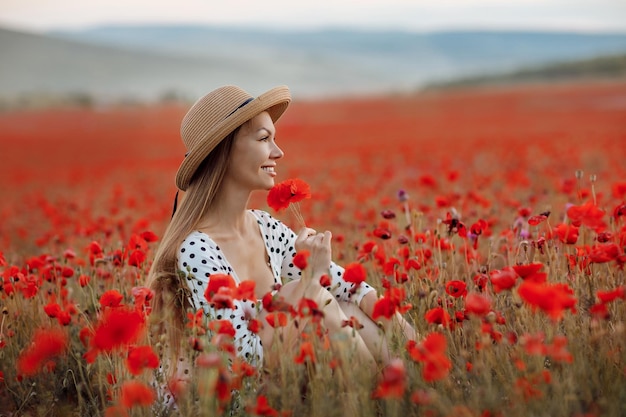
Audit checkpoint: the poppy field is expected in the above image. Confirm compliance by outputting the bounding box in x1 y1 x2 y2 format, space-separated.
0 80 625 416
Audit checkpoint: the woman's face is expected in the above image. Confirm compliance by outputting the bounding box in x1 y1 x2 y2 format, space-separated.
225 111 284 192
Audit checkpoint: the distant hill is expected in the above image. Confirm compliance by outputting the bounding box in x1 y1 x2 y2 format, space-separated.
2 25 626 106
424 53 626 89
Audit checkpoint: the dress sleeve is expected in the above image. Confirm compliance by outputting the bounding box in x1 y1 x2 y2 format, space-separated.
263 212 376 305
178 233 263 366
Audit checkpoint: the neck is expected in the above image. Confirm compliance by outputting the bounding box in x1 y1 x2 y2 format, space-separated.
197 185 252 237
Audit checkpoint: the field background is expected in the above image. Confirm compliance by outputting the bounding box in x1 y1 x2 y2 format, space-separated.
1 18 626 417
1 76 625 416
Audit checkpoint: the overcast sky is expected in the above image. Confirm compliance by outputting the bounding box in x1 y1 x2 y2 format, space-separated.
1 0 625 33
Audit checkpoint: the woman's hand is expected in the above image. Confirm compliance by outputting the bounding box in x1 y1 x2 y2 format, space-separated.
295 228 332 281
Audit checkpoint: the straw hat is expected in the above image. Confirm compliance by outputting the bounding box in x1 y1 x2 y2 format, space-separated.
176 85 291 191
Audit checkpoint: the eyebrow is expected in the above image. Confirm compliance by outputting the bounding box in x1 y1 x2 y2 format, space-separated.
257 127 274 135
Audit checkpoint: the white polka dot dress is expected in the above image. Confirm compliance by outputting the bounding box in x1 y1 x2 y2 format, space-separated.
177 209 375 365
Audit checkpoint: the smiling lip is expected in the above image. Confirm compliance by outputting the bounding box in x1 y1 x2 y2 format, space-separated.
261 166 277 176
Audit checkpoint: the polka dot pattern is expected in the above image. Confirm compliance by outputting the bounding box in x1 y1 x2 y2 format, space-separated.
178 209 375 365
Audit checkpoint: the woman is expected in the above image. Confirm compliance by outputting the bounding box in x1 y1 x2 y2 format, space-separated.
147 85 415 386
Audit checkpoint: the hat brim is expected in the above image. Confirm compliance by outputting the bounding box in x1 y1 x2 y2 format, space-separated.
175 86 291 191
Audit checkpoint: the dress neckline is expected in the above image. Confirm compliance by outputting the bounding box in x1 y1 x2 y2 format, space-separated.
191 210 275 285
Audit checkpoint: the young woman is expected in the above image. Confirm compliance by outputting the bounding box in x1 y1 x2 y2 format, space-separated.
147 85 415 387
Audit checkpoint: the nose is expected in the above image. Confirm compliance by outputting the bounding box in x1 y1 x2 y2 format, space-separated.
271 142 284 159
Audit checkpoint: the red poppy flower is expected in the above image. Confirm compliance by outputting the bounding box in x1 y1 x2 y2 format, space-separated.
78 274 90 287
445 280 467 298
297 297 324 321
547 335 573 363
186 309 206 335
406 333 451 382
247 318 263 334
489 269 518 293
517 281 577 321
44 301 62 318
128 249 146 267
140 230 159 242
131 286 153 315
92 307 145 352
589 243 620 263
126 345 159 375
247 395 280 417
372 358 406 399
16 328 68 376
373 227 392 240
512 263 543 278
464 293 492 316
528 212 550 226
567 201 606 232
293 250 310 270
211 287 235 309
319 274 331 287
204 274 236 302
424 307 452 328
209 320 236 338
341 316 364 330
597 286 625 304
100 289 124 309
267 178 311 211
294 341 316 364
265 312 288 328
235 280 256 300
343 262 367 286
120 380 155 408
555 223 579 244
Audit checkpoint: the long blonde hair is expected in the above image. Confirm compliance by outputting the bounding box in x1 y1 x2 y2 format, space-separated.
147 129 238 355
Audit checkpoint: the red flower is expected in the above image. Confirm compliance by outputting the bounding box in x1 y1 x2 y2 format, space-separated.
211 287 235 309
44 301 62 318
597 286 625 304
267 178 311 211
424 307 452 328
511 263 543 278
464 292 492 316
266 312 288 328
140 230 159 242
248 395 280 417
126 345 159 375
373 227 392 240
294 341 316 364
248 318 263 334
293 250 310 270
445 280 467 298
16 328 68 377
120 380 155 408
92 307 145 352
528 212 550 226
372 358 406 399
373 297 396 320
406 333 451 382
319 274 331 287
343 262 367 286
517 281 577 321
128 249 146 267
100 289 124 309
555 223 579 244
235 280 256 300
204 274 236 302
78 274 90 287
341 316 364 330
209 320 236 338
131 286 153 315
567 201 606 232
489 269 518 293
